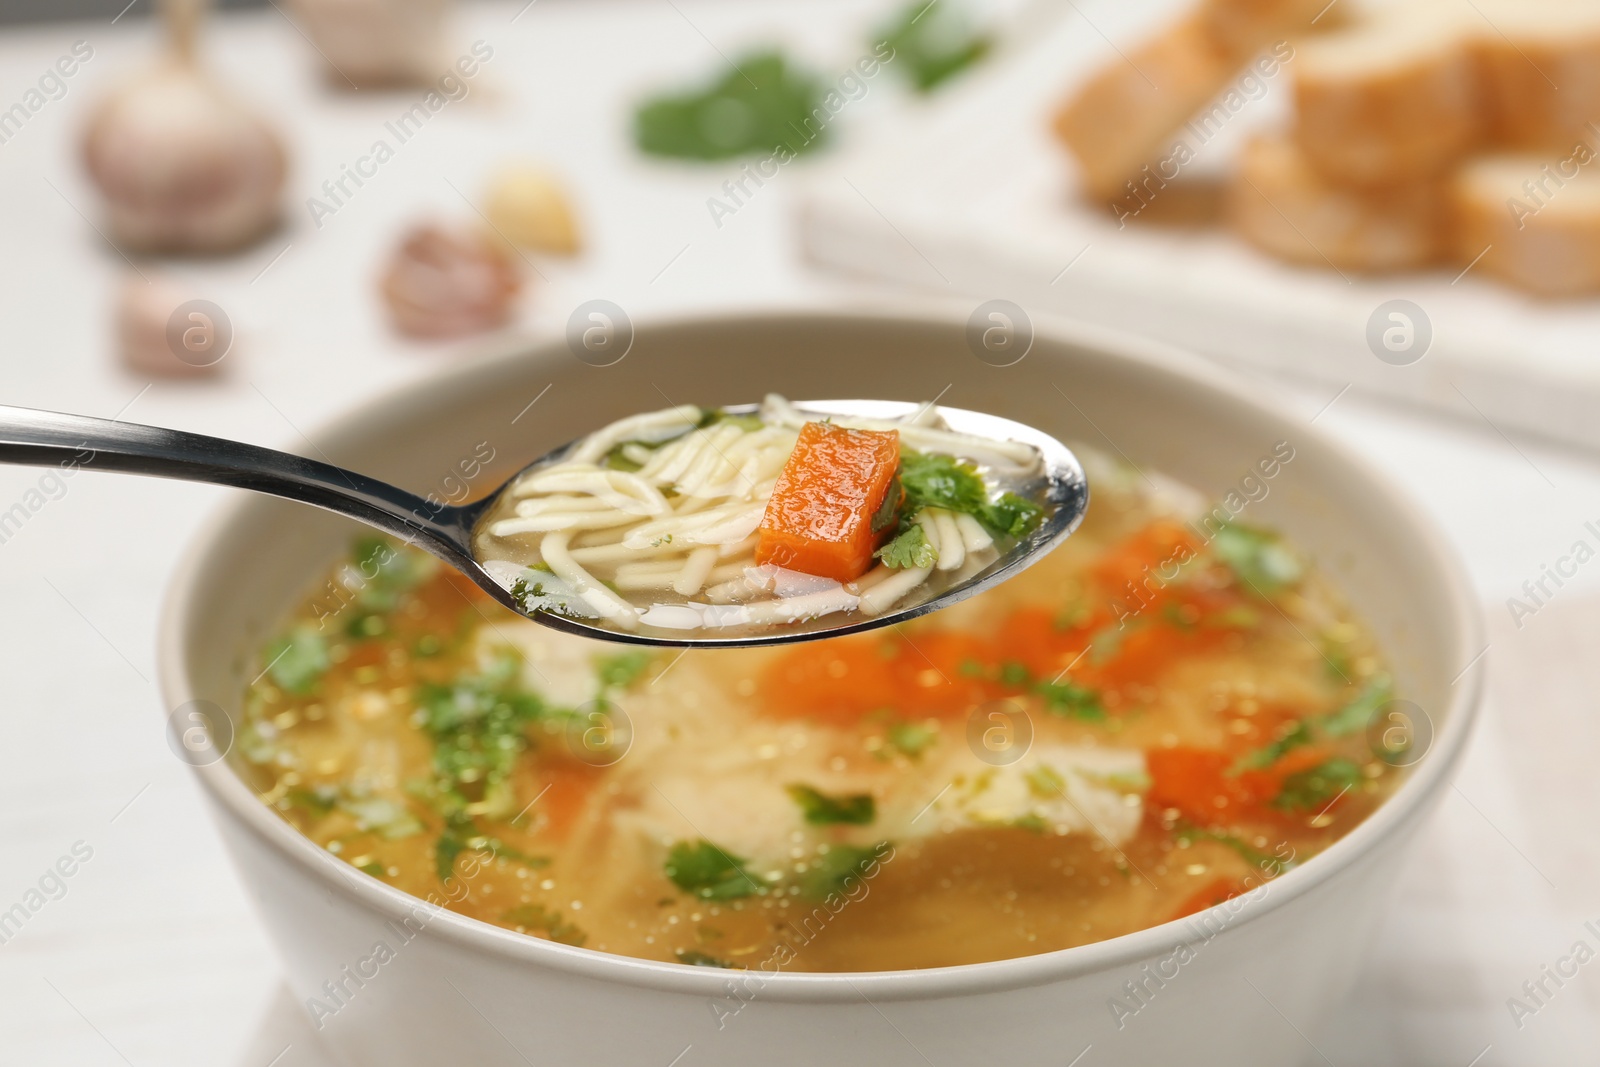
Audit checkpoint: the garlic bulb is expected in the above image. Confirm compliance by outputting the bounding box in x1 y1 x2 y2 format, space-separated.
116 272 231 378
288 0 450 88
81 0 286 254
484 163 583 255
380 223 521 339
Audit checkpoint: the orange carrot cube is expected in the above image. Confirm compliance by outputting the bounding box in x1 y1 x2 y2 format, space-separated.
755 422 902 583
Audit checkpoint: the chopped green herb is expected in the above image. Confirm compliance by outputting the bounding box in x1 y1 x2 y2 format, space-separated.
357 862 386 877
1273 757 1363 812
798 842 890 899
1229 720 1313 774
886 720 938 758
665 840 764 900
634 51 827 161
341 796 424 840
346 611 388 639
285 785 338 816
352 537 433 612
875 523 937 569
875 0 993 92
1035 680 1105 722
787 784 876 826
1319 678 1391 737
265 626 330 696
979 492 1044 539
1024 764 1066 798
1211 524 1304 596
597 650 653 690
870 474 904 534
418 652 547 814
998 660 1032 687
675 949 741 968
503 904 586 946
1011 813 1049 834
435 824 466 883
1177 825 1294 877
899 450 986 517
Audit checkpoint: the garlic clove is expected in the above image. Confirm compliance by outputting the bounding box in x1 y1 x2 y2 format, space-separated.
82 60 287 254
379 222 522 340
116 272 232 378
483 163 583 256
287 0 451 89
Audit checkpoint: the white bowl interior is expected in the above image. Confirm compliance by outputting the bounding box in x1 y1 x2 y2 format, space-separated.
163 308 1481 990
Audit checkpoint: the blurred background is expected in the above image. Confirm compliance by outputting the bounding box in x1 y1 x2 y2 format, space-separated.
1 0 1597 1063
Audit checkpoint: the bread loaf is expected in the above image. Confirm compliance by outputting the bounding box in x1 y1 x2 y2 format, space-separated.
1291 8 1480 186
1230 130 1446 270
1473 2 1600 151
1450 150 1600 295
1053 15 1243 200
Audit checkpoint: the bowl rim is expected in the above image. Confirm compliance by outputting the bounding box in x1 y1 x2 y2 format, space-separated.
159 304 1486 1003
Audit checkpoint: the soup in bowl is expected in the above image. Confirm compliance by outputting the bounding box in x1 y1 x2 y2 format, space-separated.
160 309 1482 1066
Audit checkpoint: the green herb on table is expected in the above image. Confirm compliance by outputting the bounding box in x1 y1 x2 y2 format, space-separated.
875 0 993 93
634 51 827 161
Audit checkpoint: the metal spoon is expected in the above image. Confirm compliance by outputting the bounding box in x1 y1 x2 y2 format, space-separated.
0 400 1087 647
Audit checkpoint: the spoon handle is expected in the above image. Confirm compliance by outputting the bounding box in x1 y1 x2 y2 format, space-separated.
0 405 474 563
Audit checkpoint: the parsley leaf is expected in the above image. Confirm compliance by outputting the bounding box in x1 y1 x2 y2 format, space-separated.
787 784 876 826
265 626 330 695
899 450 1044 538
875 0 992 93
634 51 827 161
979 492 1044 539
503 904 586 946
1229 719 1313 775
1272 757 1363 811
597 650 653 690
665 840 764 900
798 842 890 899
352 537 433 612
886 720 937 758
899 450 987 515
675 949 741 968
875 523 937 569
418 652 546 813
1176 825 1295 877
1036 680 1105 721
1211 524 1304 596
1320 678 1391 737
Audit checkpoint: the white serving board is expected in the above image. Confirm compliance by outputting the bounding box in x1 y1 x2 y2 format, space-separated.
798 0 1600 451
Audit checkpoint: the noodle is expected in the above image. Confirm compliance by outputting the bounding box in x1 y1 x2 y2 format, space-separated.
474 396 1045 633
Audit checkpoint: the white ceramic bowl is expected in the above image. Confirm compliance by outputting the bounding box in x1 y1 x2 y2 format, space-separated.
159 308 1483 1067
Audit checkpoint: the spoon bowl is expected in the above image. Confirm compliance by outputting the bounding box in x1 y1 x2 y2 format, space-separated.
0 399 1086 647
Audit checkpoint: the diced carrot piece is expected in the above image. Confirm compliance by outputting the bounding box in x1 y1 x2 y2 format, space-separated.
1146 746 1277 826
755 422 902 583
758 630 995 723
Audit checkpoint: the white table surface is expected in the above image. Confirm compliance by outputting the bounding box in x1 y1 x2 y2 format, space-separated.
0 2 1595 1064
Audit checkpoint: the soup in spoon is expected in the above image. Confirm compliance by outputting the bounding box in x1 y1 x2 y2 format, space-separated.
472 395 1068 640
